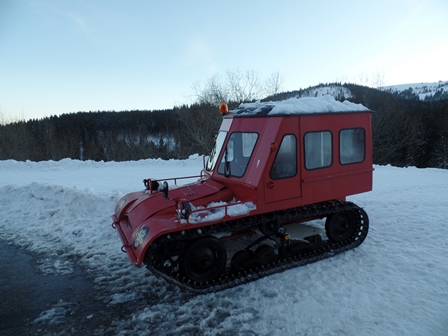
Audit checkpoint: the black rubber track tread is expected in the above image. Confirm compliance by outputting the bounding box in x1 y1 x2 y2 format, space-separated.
145 200 369 294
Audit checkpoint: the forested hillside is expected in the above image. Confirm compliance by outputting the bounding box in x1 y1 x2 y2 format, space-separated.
0 103 222 162
1 84 447 168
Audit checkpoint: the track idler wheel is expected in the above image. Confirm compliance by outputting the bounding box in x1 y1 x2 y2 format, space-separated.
182 237 227 283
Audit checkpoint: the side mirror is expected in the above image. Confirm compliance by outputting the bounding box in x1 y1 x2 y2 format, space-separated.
161 181 169 199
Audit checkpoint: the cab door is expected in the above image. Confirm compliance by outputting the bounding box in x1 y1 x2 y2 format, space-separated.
265 119 302 203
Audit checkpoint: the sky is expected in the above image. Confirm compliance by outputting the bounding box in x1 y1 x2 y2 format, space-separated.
1 0 447 122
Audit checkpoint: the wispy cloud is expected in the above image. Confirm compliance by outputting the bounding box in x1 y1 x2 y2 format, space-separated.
184 37 218 75
65 12 91 33
26 1 93 34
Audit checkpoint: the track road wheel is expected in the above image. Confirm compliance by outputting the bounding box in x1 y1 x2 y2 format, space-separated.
182 237 227 283
259 221 279 236
231 250 252 273
278 245 293 259
255 245 275 264
325 210 357 243
231 250 260 273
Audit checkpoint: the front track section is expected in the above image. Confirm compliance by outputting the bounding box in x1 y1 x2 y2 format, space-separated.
145 200 369 294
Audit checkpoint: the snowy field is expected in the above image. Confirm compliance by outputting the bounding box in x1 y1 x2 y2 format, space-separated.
1 156 447 335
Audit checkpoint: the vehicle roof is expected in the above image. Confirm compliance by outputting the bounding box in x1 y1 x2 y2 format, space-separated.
229 95 371 118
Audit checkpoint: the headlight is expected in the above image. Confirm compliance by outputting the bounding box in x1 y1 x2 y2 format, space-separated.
133 226 149 249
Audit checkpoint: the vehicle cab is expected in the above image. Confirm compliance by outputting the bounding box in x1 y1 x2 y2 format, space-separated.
204 96 373 214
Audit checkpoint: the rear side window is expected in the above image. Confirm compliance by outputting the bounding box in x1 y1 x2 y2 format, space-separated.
304 131 332 170
270 134 297 179
340 128 365 164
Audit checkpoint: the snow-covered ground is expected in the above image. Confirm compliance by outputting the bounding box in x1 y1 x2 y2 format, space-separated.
1 156 447 335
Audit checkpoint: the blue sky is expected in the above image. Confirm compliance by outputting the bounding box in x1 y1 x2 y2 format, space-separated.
1 0 447 121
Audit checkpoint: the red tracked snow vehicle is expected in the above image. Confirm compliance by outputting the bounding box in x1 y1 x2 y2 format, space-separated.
112 96 372 293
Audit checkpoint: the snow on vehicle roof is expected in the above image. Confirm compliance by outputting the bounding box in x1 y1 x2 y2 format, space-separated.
233 95 370 116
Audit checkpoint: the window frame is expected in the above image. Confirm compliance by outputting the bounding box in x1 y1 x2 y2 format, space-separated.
206 130 228 172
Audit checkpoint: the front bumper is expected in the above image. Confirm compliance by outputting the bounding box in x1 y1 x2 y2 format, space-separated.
112 214 138 265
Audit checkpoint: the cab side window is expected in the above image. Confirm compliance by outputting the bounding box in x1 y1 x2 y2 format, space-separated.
270 134 297 179
340 128 365 164
304 131 332 170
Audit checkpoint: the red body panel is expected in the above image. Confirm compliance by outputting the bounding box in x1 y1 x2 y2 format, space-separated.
113 109 373 266
299 113 373 203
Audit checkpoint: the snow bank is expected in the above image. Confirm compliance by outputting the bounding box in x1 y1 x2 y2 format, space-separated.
0 154 203 193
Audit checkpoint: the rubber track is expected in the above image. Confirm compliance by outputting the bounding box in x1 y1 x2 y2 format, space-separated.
145 200 369 294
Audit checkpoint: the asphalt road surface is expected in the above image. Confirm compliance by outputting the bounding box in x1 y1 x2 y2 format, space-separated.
0 240 111 335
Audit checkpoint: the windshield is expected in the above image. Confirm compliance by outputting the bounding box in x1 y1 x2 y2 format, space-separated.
206 131 227 171
217 132 258 177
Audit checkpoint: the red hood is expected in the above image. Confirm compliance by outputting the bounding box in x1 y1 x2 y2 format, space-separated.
115 178 234 230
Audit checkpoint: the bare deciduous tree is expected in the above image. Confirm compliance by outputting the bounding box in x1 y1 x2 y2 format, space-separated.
192 68 285 105
175 103 222 157
353 70 387 88
371 70 387 88
264 70 285 97
192 74 229 105
227 68 263 102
